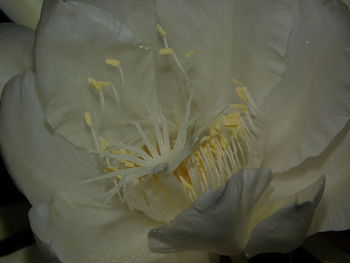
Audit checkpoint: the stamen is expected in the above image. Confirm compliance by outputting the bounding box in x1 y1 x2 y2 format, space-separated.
157 24 188 77
156 24 167 37
88 78 113 111
159 48 175 55
105 58 125 84
84 112 100 150
185 50 195 58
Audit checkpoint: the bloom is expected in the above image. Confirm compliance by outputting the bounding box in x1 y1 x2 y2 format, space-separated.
0 0 349 262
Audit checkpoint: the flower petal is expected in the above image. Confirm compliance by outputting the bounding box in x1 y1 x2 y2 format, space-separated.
0 23 34 97
261 0 350 172
0 245 46 263
148 169 272 256
0 0 43 30
0 71 104 205
29 191 177 263
245 176 325 257
35 0 160 149
269 122 350 234
156 0 294 106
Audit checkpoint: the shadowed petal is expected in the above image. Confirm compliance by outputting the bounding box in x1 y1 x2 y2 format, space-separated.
0 72 104 205
245 176 325 257
261 0 350 172
0 23 34 97
148 169 272 256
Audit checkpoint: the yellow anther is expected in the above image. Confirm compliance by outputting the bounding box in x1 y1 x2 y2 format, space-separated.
99 137 110 151
123 160 137 168
220 135 229 149
84 112 93 127
185 50 195 58
210 127 219 137
88 78 112 91
104 166 118 173
223 112 241 128
105 58 120 67
236 87 249 102
231 78 245 87
156 24 167 37
159 48 175 55
230 104 248 114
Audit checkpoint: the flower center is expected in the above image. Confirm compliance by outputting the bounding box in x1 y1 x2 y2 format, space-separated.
81 24 264 222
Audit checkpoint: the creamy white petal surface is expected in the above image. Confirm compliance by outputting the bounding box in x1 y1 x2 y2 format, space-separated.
0 71 104 205
0 23 34 97
0 0 43 30
261 0 350 172
29 191 210 263
271 122 350 234
156 0 293 106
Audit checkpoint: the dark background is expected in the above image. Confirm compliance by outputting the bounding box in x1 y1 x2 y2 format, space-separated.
0 7 348 263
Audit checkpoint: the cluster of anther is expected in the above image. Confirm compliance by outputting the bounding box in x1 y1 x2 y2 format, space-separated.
81 24 262 219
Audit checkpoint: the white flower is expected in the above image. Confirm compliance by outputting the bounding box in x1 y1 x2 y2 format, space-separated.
0 0 350 262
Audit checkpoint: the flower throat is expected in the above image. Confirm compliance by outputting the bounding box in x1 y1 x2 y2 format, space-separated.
81 24 264 222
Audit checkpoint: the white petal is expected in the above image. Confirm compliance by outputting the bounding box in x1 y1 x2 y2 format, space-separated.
0 245 46 263
261 0 350 172
156 0 293 106
269 123 350 234
0 0 43 30
0 72 104 205
245 176 325 257
0 23 34 97
35 0 159 149
148 169 272 256
29 191 171 263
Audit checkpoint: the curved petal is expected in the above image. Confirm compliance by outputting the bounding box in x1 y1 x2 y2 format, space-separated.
261 0 350 172
0 245 46 263
148 169 272 256
28 191 178 263
0 71 104 205
156 0 294 107
0 0 43 30
35 0 160 149
0 23 34 97
268 122 350 234
245 176 325 258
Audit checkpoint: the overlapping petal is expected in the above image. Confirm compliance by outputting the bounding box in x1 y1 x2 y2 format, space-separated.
29 191 211 263
35 0 159 149
261 0 350 172
0 71 104 205
149 169 326 257
0 0 43 30
149 169 272 256
270 122 350 234
0 23 34 97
